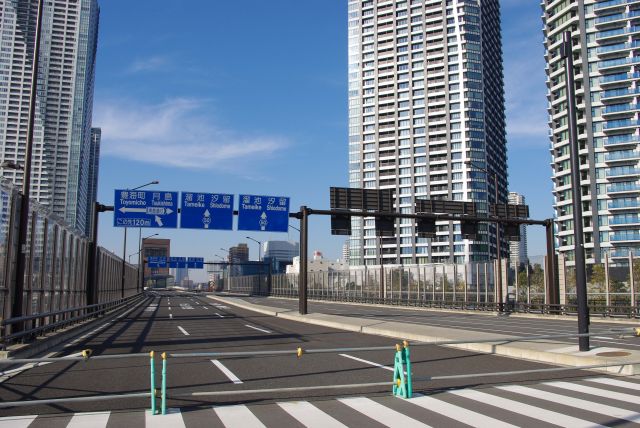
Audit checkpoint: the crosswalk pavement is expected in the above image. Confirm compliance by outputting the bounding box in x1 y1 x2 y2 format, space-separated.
1 376 639 427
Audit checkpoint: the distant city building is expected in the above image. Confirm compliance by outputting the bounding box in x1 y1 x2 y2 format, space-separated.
0 0 101 236
262 240 299 273
142 238 170 287
342 240 350 264
174 267 188 285
542 0 640 264
286 251 348 274
228 243 249 276
508 192 528 269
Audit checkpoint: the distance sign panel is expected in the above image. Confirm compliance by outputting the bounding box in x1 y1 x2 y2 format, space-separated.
237 194 290 232
180 192 234 230
114 189 178 228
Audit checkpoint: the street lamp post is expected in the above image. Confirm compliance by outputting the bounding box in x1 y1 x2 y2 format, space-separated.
246 236 262 261
465 160 504 312
139 233 159 291
121 180 159 297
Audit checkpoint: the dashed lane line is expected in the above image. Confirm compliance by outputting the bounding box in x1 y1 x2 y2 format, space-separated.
211 359 243 384
177 326 190 336
245 324 271 334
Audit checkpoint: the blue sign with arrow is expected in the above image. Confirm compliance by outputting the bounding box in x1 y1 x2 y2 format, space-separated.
114 189 178 228
237 194 290 232
180 192 234 230
147 256 167 268
187 257 204 269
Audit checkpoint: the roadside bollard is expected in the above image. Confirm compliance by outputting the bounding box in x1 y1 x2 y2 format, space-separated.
161 352 167 415
392 341 412 398
149 351 156 415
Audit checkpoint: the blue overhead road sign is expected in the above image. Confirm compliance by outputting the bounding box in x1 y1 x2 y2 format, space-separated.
237 194 290 232
114 189 178 228
180 192 234 230
187 257 204 269
147 256 167 268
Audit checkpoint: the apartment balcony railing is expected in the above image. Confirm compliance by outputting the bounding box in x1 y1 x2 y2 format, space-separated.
601 87 640 99
598 41 640 54
605 150 640 161
603 103 639 114
604 135 640 146
597 26 640 40
599 56 640 69
608 198 640 208
603 119 640 129
595 0 640 11
596 10 640 25
607 166 640 176
610 214 640 225
601 71 640 84
611 231 640 241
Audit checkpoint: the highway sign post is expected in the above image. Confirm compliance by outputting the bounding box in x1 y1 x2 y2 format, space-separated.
114 190 178 228
238 194 290 232
180 192 234 230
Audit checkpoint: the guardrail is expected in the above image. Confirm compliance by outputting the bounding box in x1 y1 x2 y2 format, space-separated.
1 293 146 349
0 329 638 415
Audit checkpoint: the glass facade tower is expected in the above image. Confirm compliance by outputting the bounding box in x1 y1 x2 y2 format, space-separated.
0 0 100 236
348 0 508 266
543 0 640 264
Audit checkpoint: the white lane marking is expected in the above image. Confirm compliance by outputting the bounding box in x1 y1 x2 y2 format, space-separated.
278 401 347 428
67 411 111 428
449 389 606 428
168 306 172 311
169 314 173 319
245 324 271 334
144 304 158 312
214 404 266 427
339 354 393 372
178 326 190 336
145 408 186 428
179 304 194 310
202 306 209 310
406 395 517 428
0 351 84 379
545 381 640 405
498 384 640 424
211 359 243 384
0 415 37 428
587 377 640 391
215 312 225 318
339 397 430 428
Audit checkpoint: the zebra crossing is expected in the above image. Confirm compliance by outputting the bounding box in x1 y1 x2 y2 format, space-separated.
1 376 639 427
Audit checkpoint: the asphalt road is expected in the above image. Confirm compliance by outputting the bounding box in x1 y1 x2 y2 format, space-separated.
0 291 637 426
242 295 640 350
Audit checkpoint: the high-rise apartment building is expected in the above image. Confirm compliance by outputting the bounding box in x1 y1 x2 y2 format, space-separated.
348 0 507 265
542 0 640 265
0 0 100 236
508 192 528 269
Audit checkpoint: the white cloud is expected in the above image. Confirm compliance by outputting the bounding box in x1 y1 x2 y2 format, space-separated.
127 56 170 73
94 98 287 170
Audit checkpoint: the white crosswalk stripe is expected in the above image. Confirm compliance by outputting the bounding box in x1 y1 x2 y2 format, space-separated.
448 388 606 428
339 396 431 428
497 384 640 424
67 411 110 428
404 394 517 428
214 404 266 427
544 380 640 405
278 401 347 428
5 376 640 427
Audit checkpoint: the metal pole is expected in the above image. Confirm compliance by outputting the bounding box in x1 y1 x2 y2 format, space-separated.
545 219 558 305
12 0 45 327
299 206 308 315
137 227 142 293
561 30 589 351
86 202 99 306
495 173 502 312
121 228 127 298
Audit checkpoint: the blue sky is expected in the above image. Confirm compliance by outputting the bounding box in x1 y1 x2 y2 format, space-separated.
94 1 551 280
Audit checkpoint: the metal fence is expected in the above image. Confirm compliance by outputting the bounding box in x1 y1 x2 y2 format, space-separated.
0 179 138 323
225 257 640 317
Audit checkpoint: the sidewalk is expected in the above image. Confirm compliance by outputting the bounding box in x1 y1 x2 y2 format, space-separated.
209 294 640 375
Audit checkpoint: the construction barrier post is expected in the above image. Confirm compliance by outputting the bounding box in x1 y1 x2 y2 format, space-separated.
392 342 412 398
149 351 156 415
161 352 167 415
403 340 412 398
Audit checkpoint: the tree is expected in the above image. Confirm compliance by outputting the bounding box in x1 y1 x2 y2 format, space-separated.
589 264 606 293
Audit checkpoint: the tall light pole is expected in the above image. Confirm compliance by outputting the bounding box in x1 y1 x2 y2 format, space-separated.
12 0 44 327
139 232 159 291
560 30 589 351
465 160 504 312
121 180 159 297
246 236 262 261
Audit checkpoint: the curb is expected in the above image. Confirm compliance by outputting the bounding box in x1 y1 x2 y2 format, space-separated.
210 295 640 375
